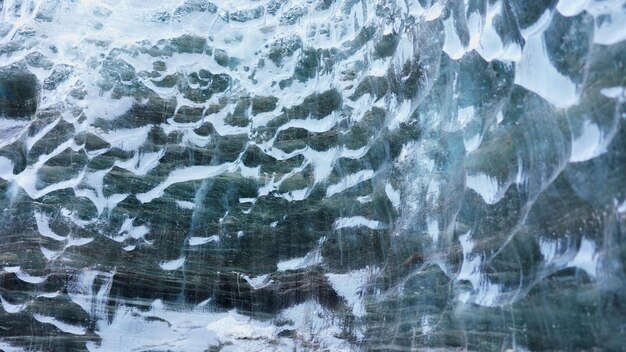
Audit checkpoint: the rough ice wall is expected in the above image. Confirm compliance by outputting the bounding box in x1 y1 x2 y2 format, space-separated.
0 0 625 351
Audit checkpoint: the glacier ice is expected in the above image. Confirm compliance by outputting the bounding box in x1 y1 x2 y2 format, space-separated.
1 0 626 351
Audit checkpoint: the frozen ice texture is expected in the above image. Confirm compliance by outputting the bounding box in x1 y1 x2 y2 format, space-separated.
0 0 625 350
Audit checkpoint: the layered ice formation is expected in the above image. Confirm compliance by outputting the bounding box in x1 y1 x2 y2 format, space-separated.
1 0 626 350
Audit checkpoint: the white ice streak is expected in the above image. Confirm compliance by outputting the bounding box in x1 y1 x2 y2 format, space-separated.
539 238 561 263
4 266 47 284
37 292 61 298
281 188 310 202
0 340 26 352
476 1 522 62
176 200 196 210
0 156 14 179
514 34 579 109
81 94 136 123
89 300 219 352
387 99 413 131
277 251 322 272
74 168 129 215
159 257 186 271
465 173 507 205
34 211 94 251
557 0 590 17
33 314 86 335
241 274 272 290
114 149 164 176
540 236 600 278
40 246 60 260
35 211 67 241
326 169 375 197
277 237 325 271
67 269 115 319
137 163 236 203
456 231 502 307
334 216 388 230
427 218 440 242
26 118 61 151
568 238 599 277
326 267 378 317
88 299 335 352
601 86 626 101
188 236 220 246
1 140 86 200
385 183 401 210
0 294 27 313
277 257 309 271
585 0 626 45
457 232 482 289
618 199 626 214
108 218 149 245
569 120 607 162
442 13 466 60
98 126 151 152
538 237 573 268
206 311 275 342
280 301 358 351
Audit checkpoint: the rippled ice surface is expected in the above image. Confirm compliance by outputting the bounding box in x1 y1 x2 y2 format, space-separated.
1 0 625 351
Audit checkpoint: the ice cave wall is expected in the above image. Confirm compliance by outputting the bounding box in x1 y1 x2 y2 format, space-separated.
0 0 625 351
